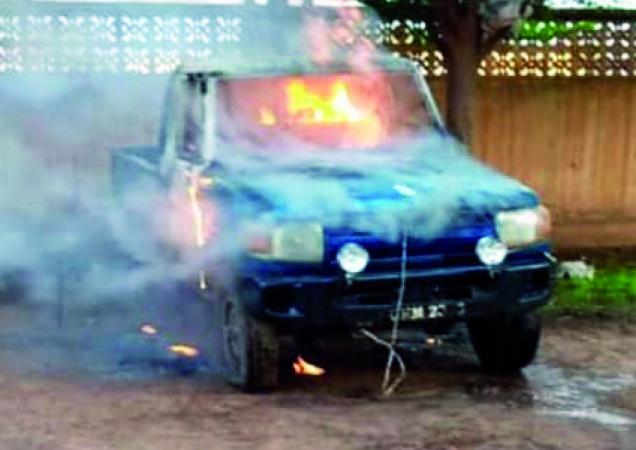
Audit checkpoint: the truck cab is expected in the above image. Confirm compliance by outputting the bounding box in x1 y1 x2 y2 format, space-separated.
112 57 556 391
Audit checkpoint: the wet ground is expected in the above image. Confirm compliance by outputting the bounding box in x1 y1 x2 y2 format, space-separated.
0 284 635 450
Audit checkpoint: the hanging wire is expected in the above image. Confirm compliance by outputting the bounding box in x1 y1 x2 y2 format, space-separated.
359 328 406 396
359 229 408 396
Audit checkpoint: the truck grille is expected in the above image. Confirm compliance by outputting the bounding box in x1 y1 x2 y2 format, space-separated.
334 267 551 308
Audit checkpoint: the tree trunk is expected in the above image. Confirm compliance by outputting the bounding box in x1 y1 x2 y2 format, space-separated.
444 15 479 146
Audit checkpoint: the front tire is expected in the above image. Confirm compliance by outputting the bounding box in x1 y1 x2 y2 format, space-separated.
219 286 280 391
468 312 541 373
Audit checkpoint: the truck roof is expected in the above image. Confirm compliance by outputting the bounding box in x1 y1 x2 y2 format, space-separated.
175 55 420 79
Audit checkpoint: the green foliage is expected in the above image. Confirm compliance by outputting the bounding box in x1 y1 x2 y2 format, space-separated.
515 19 600 39
548 0 636 9
547 267 636 317
374 19 598 49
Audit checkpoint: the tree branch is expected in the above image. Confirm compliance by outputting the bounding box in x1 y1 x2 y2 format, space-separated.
479 25 513 59
430 0 461 37
362 0 433 23
425 19 450 58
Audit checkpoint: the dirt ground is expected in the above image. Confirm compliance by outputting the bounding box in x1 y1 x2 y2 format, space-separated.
0 299 634 450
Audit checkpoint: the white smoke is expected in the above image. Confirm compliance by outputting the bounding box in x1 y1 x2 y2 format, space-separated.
0 2 536 306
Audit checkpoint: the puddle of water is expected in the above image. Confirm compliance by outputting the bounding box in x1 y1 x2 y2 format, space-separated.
525 363 636 430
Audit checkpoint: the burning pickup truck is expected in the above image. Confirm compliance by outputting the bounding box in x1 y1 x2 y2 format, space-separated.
112 57 555 390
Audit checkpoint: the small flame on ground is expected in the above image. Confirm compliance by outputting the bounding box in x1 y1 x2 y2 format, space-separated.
168 344 200 358
293 356 325 376
140 324 158 335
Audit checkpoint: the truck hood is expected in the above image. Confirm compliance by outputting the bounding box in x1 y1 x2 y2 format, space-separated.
221 133 539 241
340 170 537 212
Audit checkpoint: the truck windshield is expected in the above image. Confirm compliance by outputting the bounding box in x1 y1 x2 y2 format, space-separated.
216 71 432 151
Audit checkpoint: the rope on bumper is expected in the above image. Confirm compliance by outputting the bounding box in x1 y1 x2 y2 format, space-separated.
359 231 409 396
359 328 406 396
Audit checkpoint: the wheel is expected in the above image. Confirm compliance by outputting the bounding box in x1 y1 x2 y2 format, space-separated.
219 285 280 391
468 312 541 373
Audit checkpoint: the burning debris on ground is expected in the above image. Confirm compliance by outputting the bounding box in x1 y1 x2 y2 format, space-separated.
293 356 326 377
168 344 200 359
140 323 159 336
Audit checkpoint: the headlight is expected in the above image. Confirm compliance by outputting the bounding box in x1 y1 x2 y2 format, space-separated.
246 223 324 263
336 243 370 274
495 205 551 247
476 236 507 266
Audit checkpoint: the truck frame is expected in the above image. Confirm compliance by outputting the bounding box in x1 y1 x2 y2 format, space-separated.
113 57 556 390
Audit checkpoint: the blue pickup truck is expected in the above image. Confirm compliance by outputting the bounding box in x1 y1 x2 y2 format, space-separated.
112 56 556 390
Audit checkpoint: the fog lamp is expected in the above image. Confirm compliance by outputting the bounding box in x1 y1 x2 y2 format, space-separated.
475 236 507 266
337 243 369 274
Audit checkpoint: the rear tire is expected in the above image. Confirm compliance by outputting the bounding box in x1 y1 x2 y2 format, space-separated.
219 286 280 391
468 312 541 373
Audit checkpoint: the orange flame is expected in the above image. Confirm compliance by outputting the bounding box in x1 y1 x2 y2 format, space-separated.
258 78 384 147
292 356 325 376
259 107 277 126
285 79 365 125
256 79 376 127
257 78 385 146
187 174 212 290
168 344 200 358
187 177 207 249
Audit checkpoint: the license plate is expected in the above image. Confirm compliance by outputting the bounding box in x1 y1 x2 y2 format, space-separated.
390 302 466 322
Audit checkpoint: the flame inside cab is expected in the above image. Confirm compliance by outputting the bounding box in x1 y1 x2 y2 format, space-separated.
218 71 431 150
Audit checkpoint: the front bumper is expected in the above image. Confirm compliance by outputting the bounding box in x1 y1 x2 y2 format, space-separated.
241 258 556 331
